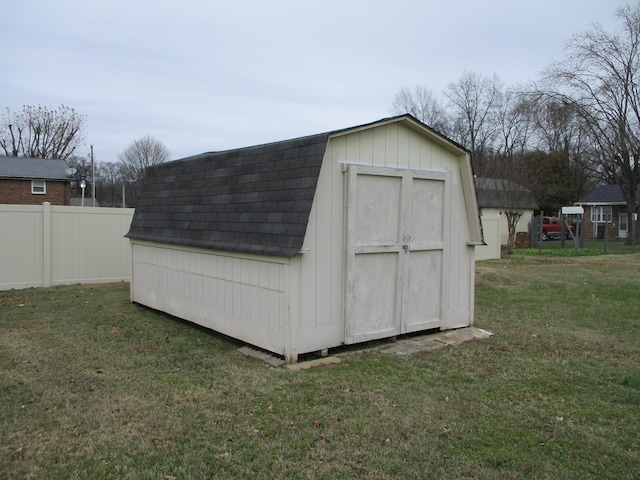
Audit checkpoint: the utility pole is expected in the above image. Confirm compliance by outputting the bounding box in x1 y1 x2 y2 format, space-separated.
91 145 96 207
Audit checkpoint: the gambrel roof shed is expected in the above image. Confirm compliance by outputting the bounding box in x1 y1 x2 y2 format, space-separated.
127 115 483 363
126 132 330 256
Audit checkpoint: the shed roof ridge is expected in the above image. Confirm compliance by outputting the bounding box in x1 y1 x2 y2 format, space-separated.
174 132 331 163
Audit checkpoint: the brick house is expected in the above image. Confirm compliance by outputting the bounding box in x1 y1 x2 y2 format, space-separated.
574 184 640 239
0 156 72 205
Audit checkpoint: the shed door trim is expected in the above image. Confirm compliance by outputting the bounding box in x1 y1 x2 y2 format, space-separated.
344 165 448 344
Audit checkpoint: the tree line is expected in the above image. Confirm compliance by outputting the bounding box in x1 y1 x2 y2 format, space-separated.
392 3 640 249
64 136 169 207
2 3 638 223
0 105 168 207
393 5 636 212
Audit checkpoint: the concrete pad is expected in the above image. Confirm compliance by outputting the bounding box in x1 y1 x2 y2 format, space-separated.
237 346 285 367
378 327 493 355
382 339 444 354
238 327 492 366
381 344 421 355
436 330 475 345
286 356 341 371
472 328 494 339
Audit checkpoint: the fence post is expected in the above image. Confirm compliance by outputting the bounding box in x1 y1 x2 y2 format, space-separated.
42 202 51 287
633 213 637 254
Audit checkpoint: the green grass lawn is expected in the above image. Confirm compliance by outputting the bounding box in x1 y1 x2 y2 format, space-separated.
1 255 639 479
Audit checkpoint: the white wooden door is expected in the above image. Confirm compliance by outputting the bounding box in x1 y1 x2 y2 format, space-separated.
619 213 628 239
344 165 447 344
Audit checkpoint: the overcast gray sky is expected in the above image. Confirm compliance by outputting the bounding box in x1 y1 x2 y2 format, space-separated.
1 0 626 163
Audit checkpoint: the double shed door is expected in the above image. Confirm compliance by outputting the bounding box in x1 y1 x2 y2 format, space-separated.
345 165 448 344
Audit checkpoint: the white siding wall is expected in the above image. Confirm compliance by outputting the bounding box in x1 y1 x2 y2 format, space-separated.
0 203 133 291
295 143 345 353
130 241 292 357
444 174 476 329
0 205 44 290
329 123 475 328
128 120 481 359
492 208 533 246
477 212 502 260
477 208 533 259
297 121 477 351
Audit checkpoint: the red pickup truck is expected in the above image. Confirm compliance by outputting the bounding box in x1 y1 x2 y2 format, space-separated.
541 216 575 240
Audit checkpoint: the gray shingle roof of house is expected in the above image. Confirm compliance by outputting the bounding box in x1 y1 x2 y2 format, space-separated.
475 177 538 210
576 184 640 204
126 132 330 257
0 156 69 180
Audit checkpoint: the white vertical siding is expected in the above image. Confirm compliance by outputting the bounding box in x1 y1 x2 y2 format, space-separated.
0 204 133 291
329 122 459 172
476 212 502 260
476 209 533 260
440 172 475 329
331 121 476 331
130 241 291 357
128 118 480 359
295 121 478 353
296 134 345 352
49 206 133 284
0 205 44 289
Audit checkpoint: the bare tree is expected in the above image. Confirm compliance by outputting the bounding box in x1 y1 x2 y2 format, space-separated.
494 90 533 161
530 98 577 153
119 136 170 205
0 105 86 159
525 97 598 200
476 176 538 254
445 71 504 175
95 161 125 207
391 85 451 134
540 2 640 223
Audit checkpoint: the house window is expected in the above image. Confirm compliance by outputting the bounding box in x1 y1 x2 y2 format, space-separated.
590 205 612 223
31 180 46 194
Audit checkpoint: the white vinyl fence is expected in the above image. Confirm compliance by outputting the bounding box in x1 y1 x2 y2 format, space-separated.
1 202 500 291
0 203 134 291
475 213 502 261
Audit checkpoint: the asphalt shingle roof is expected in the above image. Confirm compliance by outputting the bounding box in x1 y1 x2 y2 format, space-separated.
576 184 640 204
126 132 330 257
0 156 69 180
475 177 538 210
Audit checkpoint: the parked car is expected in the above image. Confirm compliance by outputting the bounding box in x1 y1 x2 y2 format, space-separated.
541 216 575 240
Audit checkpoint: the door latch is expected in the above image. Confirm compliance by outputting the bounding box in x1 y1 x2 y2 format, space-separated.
402 233 411 252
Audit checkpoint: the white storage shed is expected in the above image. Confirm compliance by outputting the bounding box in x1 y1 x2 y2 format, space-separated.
126 115 483 363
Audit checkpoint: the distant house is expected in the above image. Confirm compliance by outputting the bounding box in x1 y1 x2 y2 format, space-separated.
475 177 538 259
0 156 72 205
126 115 483 363
575 185 639 239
